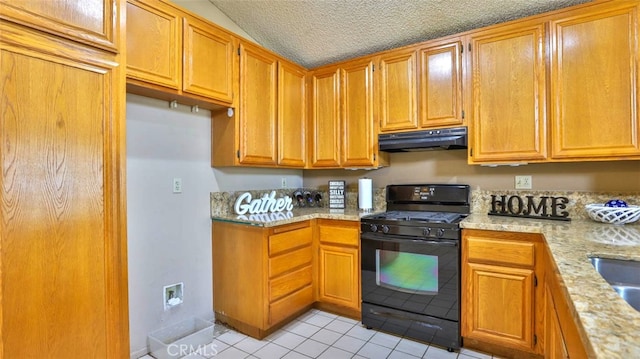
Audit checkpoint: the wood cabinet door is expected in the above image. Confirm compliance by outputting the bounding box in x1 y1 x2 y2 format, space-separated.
550 2 640 159
342 59 376 167
462 263 535 352
318 245 360 310
469 22 548 163
378 49 419 132
183 15 234 103
126 0 181 89
238 42 277 165
544 285 569 359
0 0 118 51
309 67 341 167
420 40 463 128
278 61 307 167
0 23 128 358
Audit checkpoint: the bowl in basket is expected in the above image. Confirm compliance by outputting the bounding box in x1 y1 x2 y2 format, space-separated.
585 204 640 225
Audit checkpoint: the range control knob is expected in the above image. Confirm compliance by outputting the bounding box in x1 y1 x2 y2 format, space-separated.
369 224 378 233
381 225 390 234
423 228 432 236
436 228 446 238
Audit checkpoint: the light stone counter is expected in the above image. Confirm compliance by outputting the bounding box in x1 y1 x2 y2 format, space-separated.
211 207 376 227
461 214 640 359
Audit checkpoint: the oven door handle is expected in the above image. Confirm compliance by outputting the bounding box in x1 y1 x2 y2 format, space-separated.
361 233 458 247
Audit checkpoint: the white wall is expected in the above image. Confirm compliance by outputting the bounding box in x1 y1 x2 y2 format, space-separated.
126 94 302 357
171 0 257 43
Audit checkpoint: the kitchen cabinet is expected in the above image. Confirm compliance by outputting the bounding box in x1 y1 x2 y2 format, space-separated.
308 65 342 167
0 0 118 52
126 0 235 106
211 41 306 168
550 1 640 160
308 59 389 168
377 48 419 132
212 221 314 339
315 219 361 317
278 61 307 167
544 246 589 358
462 230 544 356
0 1 129 357
467 20 548 164
419 39 464 128
377 38 463 133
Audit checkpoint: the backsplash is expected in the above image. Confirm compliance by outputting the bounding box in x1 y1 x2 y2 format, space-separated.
470 189 640 222
211 187 640 223
210 187 386 216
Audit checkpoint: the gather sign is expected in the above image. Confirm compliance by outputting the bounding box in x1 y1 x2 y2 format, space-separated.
234 191 294 215
488 194 571 221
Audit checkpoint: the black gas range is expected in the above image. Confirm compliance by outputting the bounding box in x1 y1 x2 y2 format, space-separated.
360 184 470 351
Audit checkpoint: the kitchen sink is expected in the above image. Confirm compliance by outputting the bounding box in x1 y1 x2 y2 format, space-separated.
590 257 640 312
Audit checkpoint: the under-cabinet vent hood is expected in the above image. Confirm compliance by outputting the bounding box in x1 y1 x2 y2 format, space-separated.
379 126 468 152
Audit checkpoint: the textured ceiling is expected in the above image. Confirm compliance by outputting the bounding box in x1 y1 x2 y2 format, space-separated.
207 0 591 68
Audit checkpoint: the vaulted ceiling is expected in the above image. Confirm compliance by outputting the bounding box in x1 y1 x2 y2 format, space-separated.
207 0 591 68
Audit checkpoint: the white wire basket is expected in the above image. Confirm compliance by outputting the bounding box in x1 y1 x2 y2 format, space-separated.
585 204 640 225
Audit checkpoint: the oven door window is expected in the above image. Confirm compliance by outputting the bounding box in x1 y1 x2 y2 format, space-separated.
376 250 438 295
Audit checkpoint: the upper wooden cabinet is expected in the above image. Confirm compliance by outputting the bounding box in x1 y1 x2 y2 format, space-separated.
126 0 235 106
309 66 342 167
211 41 307 168
0 0 118 52
377 48 419 131
309 59 389 168
183 15 234 102
237 42 278 166
467 21 548 164
126 0 181 89
550 1 640 160
419 39 464 128
278 61 307 167
377 38 464 133
342 58 380 167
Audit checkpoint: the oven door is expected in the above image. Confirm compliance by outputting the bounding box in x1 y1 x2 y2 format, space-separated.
361 231 460 322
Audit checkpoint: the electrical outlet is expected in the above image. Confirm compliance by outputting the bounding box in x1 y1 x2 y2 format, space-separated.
515 175 532 189
173 178 182 193
281 177 287 188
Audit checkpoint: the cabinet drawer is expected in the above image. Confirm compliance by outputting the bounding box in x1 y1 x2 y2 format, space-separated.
269 284 313 325
269 265 312 302
269 225 312 256
318 222 359 246
466 237 535 267
269 245 312 278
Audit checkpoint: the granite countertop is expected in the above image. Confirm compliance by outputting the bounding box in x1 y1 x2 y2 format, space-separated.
211 207 375 227
461 214 640 359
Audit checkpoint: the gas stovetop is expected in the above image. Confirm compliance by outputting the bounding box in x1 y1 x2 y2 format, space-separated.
360 184 471 240
363 210 464 224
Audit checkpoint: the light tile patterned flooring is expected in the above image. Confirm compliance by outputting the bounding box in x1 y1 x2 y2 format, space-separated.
140 309 502 359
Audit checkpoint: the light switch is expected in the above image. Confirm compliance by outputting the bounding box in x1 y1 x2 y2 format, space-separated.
515 175 532 189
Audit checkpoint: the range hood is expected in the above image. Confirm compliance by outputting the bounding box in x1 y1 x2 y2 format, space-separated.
379 126 468 152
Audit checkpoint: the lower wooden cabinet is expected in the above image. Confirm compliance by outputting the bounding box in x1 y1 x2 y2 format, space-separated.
544 246 589 358
462 229 544 356
212 218 362 338
316 219 361 315
212 220 314 339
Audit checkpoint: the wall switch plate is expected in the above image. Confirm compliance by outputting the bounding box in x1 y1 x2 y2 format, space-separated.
281 177 287 188
173 178 182 193
515 175 532 189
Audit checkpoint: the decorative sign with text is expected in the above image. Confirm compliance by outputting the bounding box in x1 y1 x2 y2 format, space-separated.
234 191 293 215
328 180 346 209
488 194 571 221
